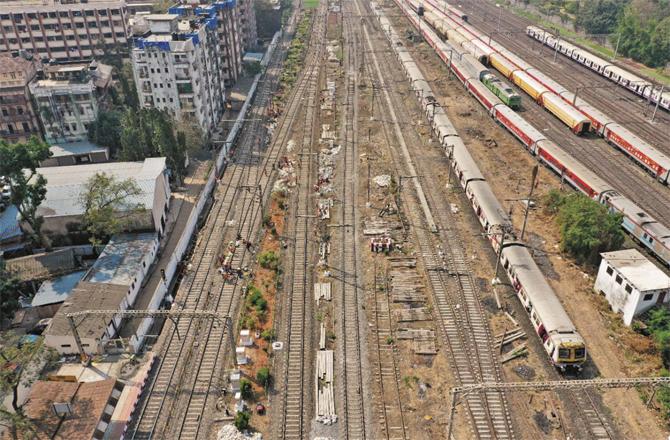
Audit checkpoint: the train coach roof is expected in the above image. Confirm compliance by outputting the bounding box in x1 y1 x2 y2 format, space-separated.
526 68 569 95
604 64 652 87
452 141 484 181
503 244 577 333
468 180 511 227
606 124 670 169
495 105 547 144
535 139 613 195
606 194 670 244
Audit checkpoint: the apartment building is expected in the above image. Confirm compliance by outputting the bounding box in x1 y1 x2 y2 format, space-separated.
238 0 257 51
0 54 41 142
0 0 129 62
29 59 112 143
172 0 243 86
131 11 228 132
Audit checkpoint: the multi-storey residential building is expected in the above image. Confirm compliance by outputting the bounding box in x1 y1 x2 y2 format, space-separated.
171 0 243 86
29 59 112 143
238 0 257 51
0 0 129 63
131 11 228 132
0 54 41 142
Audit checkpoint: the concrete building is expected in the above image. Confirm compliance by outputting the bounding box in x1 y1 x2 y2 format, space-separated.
29 59 112 144
171 0 243 86
595 249 670 326
237 0 257 51
131 12 226 132
0 54 41 142
13 378 124 440
44 232 159 355
40 140 109 167
0 0 129 63
34 157 170 242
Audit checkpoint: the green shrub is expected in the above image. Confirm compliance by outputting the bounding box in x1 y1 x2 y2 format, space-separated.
234 411 250 431
261 329 276 342
551 192 624 266
240 378 253 399
256 367 271 388
258 250 280 271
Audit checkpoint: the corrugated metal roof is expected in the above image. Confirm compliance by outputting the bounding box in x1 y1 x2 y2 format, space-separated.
34 157 165 218
0 205 22 243
31 270 86 307
49 141 108 158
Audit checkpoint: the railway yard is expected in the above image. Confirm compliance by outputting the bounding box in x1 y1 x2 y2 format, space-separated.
126 0 670 439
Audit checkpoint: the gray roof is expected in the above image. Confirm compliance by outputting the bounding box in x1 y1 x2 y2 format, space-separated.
45 281 129 340
0 205 22 243
84 232 157 286
601 249 670 292
31 270 86 307
49 141 108 158
34 157 166 218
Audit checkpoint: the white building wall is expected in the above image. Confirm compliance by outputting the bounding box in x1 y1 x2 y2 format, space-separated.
594 259 670 325
132 23 225 132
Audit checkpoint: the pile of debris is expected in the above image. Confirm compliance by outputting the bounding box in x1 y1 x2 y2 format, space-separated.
315 349 336 425
216 424 262 440
273 155 296 194
321 80 336 111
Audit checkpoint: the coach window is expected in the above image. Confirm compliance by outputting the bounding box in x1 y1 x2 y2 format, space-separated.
625 284 633 294
606 266 613 276
615 275 623 285
644 293 654 301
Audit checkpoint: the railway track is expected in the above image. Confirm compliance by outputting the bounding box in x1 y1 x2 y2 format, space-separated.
336 3 368 438
357 1 516 438
128 13 302 440
457 0 670 152
381 3 623 438
371 260 407 440
273 6 325 439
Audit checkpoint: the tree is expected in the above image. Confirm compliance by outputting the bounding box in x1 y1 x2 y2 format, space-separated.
0 334 59 438
79 172 144 246
0 138 52 247
576 0 625 34
234 410 250 431
256 367 271 388
119 62 139 110
88 111 122 157
118 109 187 181
175 115 206 154
0 260 22 324
152 110 186 180
240 378 253 399
550 191 625 266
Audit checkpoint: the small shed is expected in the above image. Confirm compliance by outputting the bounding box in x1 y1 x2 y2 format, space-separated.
235 347 248 365
595 249 670 326
239 329 253 347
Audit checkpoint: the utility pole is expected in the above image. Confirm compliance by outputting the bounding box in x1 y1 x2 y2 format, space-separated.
493 230 506 285
446 143 455 189
651 84 665 123
520 165 538 241
611 33 621 61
